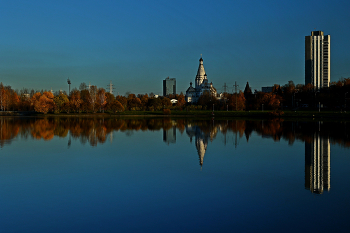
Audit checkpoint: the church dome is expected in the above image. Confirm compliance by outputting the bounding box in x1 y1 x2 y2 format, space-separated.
196 58 206 78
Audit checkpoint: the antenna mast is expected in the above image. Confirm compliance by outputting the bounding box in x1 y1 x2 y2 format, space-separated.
67 78 71 95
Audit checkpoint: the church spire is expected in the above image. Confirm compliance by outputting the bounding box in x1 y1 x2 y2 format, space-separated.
195 56 206 88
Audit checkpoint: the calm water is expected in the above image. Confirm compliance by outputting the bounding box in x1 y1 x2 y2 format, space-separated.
1 117 350 233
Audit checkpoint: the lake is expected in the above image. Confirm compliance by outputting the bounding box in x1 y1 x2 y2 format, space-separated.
1 117 350 232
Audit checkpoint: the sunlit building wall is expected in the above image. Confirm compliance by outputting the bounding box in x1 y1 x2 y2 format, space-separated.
305 133 330 194
305 31 330 89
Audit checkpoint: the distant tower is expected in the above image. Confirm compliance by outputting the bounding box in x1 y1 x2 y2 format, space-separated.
163 77 176 96
67 78 71 95
107 81 115 94
305 31 330 89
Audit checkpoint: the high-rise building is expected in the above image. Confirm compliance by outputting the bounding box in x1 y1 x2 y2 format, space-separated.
305 31 330 89
163 77 176 96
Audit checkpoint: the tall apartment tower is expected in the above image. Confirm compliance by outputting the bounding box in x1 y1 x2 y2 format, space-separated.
163 77 176 96
305 31 330 89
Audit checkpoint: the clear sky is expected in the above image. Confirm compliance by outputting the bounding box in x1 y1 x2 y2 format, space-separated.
1 0 350 95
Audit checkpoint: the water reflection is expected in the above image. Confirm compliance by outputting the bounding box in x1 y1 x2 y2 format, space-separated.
186 123 217 167
305 132 331 194
163 125 176 145
1 117 350 196
1 117 349 149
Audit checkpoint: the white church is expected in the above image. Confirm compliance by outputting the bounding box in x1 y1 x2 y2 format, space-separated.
185 57 220 103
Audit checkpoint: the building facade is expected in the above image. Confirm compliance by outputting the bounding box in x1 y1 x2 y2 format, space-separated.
261 86 273 93
185 57 218 103
163 77 176 96
305 31 330 89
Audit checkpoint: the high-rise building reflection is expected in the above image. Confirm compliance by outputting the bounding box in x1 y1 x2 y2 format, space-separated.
305 133 331 194
163 126 176 145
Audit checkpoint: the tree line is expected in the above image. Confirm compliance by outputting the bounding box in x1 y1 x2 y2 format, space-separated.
0 82 186 114
242 78 350 110
1 77 350 113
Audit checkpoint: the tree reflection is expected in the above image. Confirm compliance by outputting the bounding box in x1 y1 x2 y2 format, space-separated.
0 117 349 150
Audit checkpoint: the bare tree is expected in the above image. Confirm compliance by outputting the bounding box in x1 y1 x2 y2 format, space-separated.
79 82 88 91
89 85 97 112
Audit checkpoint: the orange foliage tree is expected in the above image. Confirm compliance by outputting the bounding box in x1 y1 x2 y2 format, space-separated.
176 92 186 109
261 93 282 110
227 92 246 110
116 95 128 110
0 83 10 111
140 94 149 110
34 92 55 114
70 90 83 113
127 94 141 110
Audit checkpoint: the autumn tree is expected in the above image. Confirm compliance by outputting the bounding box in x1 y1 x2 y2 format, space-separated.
116 95 127 110
109 100 125 113
127 94 141 110
104 92 115 112
227 92 246 110
148 97 162 111
282 80 296 107
0 83 9 111
256 92 282 110
176 92 186 109
9 91 20 111
31 92 42 110
34 91 55 114
70 90 83 113
162 97 172 108
80 89 92 112
140 94 149 110
53 93 69 113
198 91 215 110
105 92 115 104
97 88 107 112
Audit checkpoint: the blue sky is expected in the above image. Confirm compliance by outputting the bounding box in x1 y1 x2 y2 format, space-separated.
1 0 350 95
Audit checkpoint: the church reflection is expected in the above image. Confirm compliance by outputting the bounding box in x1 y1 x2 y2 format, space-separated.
305 132 331 194
186 123 217 167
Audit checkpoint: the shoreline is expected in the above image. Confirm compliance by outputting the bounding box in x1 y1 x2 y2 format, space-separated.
1 110 349 121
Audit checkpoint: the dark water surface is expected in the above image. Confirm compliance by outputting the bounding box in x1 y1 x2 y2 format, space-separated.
1 117 350 232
